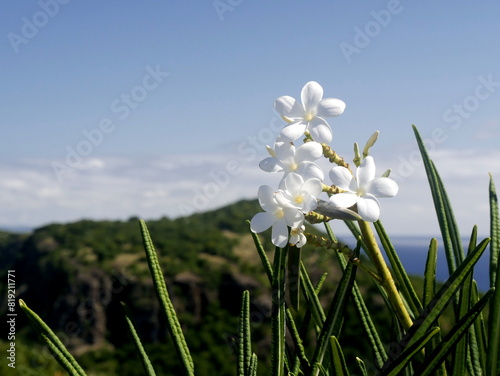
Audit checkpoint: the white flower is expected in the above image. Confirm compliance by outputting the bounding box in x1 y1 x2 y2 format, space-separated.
289 225 307 248
274 81 346 144
328 156 398 222
280 173 322 213
250 185 304 248
259 141 324 182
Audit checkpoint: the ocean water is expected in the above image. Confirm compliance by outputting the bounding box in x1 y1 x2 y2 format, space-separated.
391 236 492 293
341 236 492 293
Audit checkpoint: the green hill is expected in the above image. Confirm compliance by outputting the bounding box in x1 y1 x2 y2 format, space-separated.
0 199 401 375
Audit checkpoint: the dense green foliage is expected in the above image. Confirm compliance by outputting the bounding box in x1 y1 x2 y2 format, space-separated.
0 199 406 375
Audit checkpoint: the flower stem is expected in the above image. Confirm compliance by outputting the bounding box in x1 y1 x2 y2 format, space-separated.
358 220 413 330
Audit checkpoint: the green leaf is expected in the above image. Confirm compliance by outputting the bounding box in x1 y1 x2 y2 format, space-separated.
288 245 301 311
416 289 494 376
487 174 500 376
249 354 258 376
121 302 157 376
471 281 487 372
139 220 194 376
309 250 357 376
248 221 274 283
238 291 252 376
286 308 311 373
19 299 87 376
374 220 422 317
423 238 438 307
379 327 440 376
396 237 490 351
271 246 287 376
355 357 368 376
300 261 326 327
413 125 464 276
330 336 350 376
490 174 500 288
325 222 387 369
452 227 478 376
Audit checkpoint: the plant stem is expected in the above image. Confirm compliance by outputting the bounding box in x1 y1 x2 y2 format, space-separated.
358 220 413 330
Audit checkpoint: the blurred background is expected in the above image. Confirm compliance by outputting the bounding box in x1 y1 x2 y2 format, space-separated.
1 1 500 236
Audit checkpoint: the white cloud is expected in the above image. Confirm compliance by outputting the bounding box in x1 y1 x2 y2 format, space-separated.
0 148 498 239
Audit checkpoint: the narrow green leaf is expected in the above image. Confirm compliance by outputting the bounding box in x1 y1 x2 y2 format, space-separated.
325 222 387 369
40 333 81 376
490 174 499 288
19 299 86 376
288 245 301 311
310 254 357 376
286 308 311 373
416 289 494 376
249 353 258 376
487 174 500 376
330 336 350 376
300 261 326 326
413 125 464 275
139 220 194 376
423 238 438 307
355 357 368 376
396 237 490 351
374 220 422 317
380 327 440 376
238 291 252 376
452 227 478 376
121 302 157 376
271 246 287 376
248 221 274 283
471 281 487 372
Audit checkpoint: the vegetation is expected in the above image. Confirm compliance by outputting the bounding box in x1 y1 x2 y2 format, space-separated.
1 126 499 375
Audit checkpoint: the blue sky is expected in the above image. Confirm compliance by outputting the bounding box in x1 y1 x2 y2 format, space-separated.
1 1 500 236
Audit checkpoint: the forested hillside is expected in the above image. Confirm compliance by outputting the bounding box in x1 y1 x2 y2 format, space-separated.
0 199 404 375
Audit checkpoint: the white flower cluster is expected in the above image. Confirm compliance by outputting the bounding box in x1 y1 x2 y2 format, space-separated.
250 81 399 248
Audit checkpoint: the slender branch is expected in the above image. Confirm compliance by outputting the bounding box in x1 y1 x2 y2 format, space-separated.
358 220 414 330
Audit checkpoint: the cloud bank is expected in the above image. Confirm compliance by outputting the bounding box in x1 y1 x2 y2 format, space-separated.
1 147 499 237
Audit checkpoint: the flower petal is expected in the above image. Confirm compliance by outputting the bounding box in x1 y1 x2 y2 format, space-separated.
284 173 304 195
356 195 381 222
301 81 323 111
271 219 289 248
294 141 323 162
280 121 307 141
366 177 399 198
259 157 282 173
357 156 376 188
316 98 346 118
250 212 275 233
274 141 294 162
257 185 277 211
284 207 304 228
274 96 303 119
329 192 358 208
301 195 318 213
296 161 324 181
329 166 354 191
301 178 323 198
308 118 333 144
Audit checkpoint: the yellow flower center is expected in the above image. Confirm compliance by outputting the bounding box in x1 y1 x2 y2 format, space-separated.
294 195 304 204
289 162 298 171
303 111 315 122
